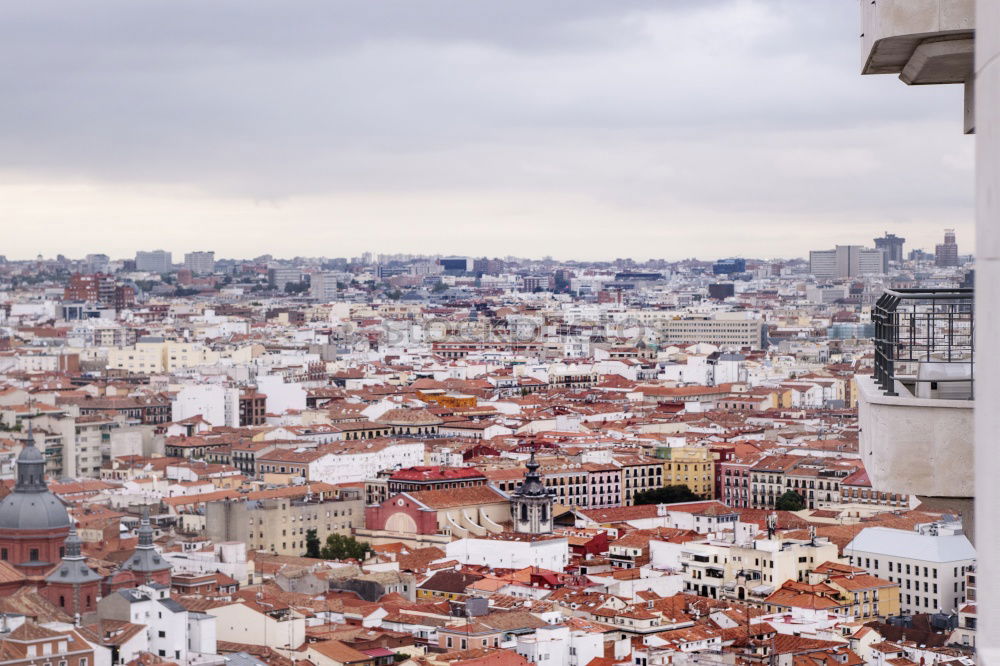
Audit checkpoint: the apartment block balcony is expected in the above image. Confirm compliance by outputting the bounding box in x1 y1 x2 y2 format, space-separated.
858 288 973 498
860 0 975 132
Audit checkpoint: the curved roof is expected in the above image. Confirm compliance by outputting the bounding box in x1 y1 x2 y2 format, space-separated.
0 491 71 532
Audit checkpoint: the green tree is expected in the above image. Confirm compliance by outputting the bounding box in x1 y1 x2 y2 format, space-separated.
304 528 321 558
319 533 372 561
775 490 806 511
632 484 701 505
431 281 449 293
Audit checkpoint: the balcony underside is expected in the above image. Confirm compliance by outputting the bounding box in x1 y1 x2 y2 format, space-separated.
857 375 973 498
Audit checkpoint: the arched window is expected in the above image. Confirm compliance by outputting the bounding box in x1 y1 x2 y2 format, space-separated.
520 503 528 521
59 596 65 607
540 505 548 521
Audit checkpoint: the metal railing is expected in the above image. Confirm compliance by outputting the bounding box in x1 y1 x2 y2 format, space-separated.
873 288 974 399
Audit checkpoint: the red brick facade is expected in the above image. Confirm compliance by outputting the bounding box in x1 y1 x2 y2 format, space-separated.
365 494 440 535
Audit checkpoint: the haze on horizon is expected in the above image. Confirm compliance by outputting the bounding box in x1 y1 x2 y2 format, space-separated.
0 0 973 262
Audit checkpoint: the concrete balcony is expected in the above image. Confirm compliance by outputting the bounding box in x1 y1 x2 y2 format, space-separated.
861 0 975 131
861 288 974 499
857 374 972 497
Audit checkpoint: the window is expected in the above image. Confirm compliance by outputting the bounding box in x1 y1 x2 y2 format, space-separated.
29 548 39 562
158 631 166 638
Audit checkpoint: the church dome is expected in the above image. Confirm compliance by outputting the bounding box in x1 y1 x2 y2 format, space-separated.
0 431 71 532
0 490 70 531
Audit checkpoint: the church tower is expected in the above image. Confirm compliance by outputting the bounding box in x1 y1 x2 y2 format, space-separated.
43 524 102 618
510 450 555 535
121 507 172 585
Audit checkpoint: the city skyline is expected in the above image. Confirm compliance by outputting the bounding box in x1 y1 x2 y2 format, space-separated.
3 226 970 266
0 0 973 260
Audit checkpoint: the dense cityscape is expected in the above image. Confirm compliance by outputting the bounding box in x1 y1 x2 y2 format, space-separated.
4 0 998 664
0 227 978 666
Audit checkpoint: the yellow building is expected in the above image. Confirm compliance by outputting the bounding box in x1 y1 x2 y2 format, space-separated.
416 389 477 409
108 337 253 374
660 446 716 499
810 561 901 621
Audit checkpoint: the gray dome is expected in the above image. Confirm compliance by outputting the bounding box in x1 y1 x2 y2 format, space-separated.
0 491 71 531
16 445 43 464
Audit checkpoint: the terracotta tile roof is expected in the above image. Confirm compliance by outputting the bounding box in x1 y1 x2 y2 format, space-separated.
406 485 507 509
308 639 372 664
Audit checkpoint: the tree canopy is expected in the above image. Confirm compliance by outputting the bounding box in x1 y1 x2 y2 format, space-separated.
304 528 321 558
319 533 372 561
632 484 701 506
774 490 806 511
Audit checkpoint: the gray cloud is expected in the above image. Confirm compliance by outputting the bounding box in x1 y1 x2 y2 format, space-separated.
0 0 973 259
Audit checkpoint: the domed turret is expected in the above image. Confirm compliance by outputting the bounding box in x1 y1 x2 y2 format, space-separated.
0 422 71 572
121 507 171 585
0 425 70 531
43 523 102 617
510 449 556 536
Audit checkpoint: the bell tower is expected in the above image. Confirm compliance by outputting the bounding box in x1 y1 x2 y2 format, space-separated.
510 450 555 535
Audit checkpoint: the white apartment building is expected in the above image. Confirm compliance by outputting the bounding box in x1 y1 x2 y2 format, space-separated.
657 315 765 349
108 338 254 374
307 440 426 485
135 250 172 273
183 251 215 275
845 522 975 615
447 536 569 571
809 245 885 278
171 384 241 428
515 625 604 666
98 584 216 663
652 526 840 602
33 411 107 478
310 272 341 301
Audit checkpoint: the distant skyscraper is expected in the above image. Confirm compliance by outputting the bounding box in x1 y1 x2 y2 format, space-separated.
809 245 885 278
935 228 960 267
874 233 905 264
184 251 216 275
85 253 110 273
310 272 340 301
135 249 172 273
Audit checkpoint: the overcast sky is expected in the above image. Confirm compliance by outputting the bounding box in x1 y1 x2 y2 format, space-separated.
0 0 973 261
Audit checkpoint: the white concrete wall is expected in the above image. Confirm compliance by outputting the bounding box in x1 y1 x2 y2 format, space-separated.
857 376 973 497
172 384 240 427
976 1 1000 660
446 537 569 570
257 375 307 415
